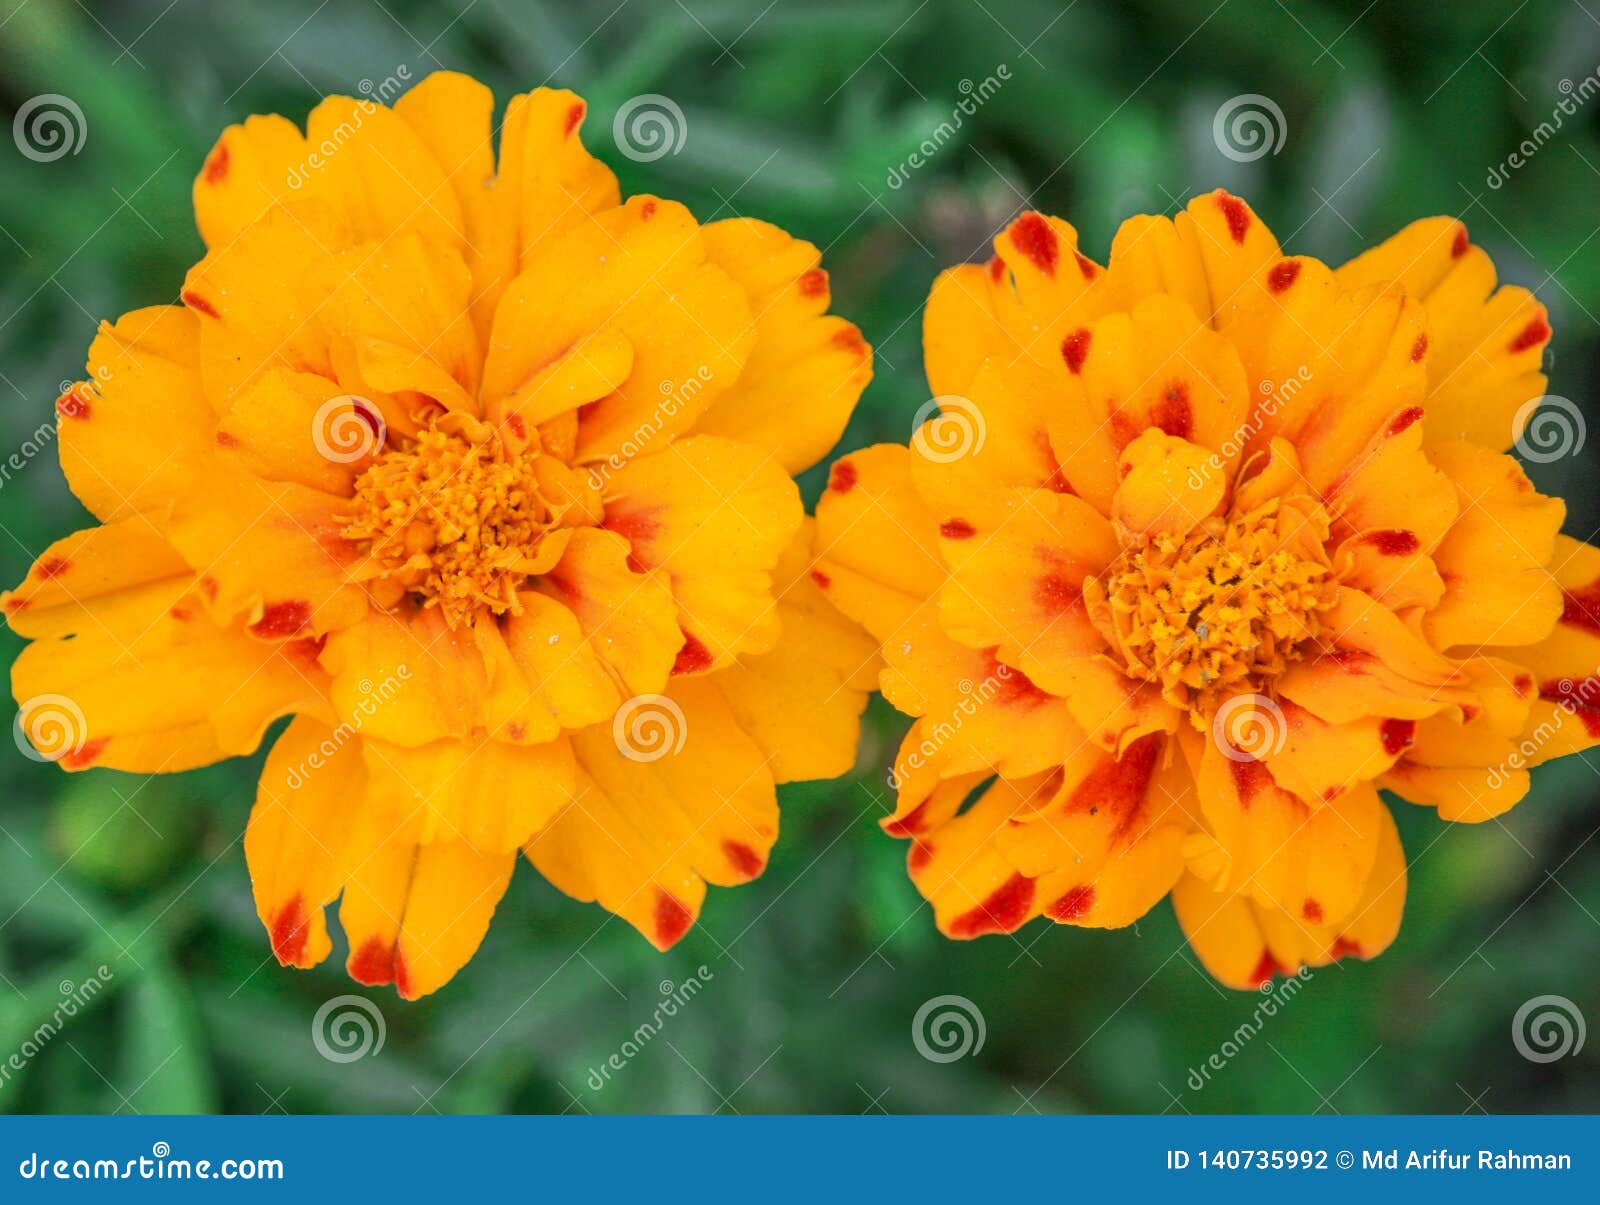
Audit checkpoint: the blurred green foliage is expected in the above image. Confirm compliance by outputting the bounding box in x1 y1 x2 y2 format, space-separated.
1 0 1598 1115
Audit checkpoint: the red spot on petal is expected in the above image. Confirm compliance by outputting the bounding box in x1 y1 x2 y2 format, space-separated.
830 327 867 355
181 290 219 319
3 596 28 613
1542 678 1600 737
1061 734 1162 838
199 575 219 602
203 142 230 184
639 198 657 220
1228 755 1275 808
1513 673 1534 698
1330 935 1363 960
169 606 191 622
671 631 713 675
797 268 828 298
723 840 764 879
949 872 1036 938
908 839 935 873
1074 252 1098 281
394 948 416 999
1033 572 1081 616
1386 406 1424 437
984 649 1052 708
250 600 313 638
1153 383 1192 440
828 459 858 494
603 507 662 572
1410 333 1429 362
1214 191 1251 244
1046 884 1095 921
809 568 831 589
653 890 694 948
1267 259 1300 293
564 102 585 136
1451 224 1469 258
56 386 92 421
1010 212 1058 276
1302 899 1324 923
1365 529 1420 556
987 256 1006 282
1559 579 1600 638
940 518 977 539
36 557 69 580
504 721 527 742
1509 315 1550 354
348 937 396 986
269 895 310 966
1249 949 1281 987
215 430 240 449
1381 718 1416 756
1061 328 1091 374
60 736 109 771
505 413 526 440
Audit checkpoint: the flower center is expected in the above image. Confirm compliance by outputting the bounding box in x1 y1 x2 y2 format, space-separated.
1088 497 1337 720
341 413 601 627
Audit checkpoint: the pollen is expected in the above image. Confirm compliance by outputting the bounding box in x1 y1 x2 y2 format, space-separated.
1087 496 1337 720
341 412 601 627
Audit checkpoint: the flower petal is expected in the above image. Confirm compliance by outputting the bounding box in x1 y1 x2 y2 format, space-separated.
600 435 801 669
691 217 873 475
525 675 778 949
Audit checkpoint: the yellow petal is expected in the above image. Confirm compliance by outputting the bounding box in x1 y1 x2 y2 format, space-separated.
525 675 778 949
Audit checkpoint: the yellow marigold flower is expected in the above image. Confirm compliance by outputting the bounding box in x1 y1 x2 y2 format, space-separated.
816 190 1589 989
4 72 876 999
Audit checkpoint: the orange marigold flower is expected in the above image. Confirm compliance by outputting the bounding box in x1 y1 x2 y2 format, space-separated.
4 73 876 999
816 190 1586 989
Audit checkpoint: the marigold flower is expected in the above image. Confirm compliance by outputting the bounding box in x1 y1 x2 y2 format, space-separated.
4 72 875 999
816 191 1590 988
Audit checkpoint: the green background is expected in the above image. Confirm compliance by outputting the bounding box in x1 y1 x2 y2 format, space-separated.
2 0 1598 1114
